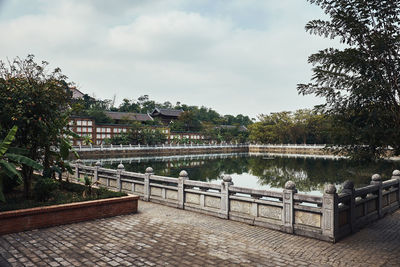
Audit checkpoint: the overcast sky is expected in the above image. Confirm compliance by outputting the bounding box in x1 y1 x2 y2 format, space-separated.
0 0 340 118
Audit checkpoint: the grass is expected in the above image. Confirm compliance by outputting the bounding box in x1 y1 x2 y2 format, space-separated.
1 179 127 212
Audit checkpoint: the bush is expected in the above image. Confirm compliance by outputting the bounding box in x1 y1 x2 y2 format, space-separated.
34 177 58 202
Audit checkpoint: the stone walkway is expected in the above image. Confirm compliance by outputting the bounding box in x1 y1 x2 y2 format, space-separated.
1 200 400 266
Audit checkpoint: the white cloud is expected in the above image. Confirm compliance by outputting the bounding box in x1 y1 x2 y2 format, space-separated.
0 0 340 117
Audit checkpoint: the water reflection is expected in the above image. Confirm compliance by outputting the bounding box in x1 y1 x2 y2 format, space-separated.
85 153 400 194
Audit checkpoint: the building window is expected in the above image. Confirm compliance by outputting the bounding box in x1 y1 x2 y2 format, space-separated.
87 127 92 132
82 120 87 126
88 121 92 126
107 128 111 133
77 127 81 132
122 128 127 133
77 120 82 126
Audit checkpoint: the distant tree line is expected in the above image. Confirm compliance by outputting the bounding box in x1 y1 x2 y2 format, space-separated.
72 94 253 128
248 109 341 144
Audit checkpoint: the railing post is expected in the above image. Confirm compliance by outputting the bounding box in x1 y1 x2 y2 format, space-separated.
220 175 233 219
144 167 153 201
392 170 400 206
117 163 124 192
322 184 338 242
342 180 356 233
371 174 383 218
94 161 101 183
282 181 296 233
178 170 188 209
75 159 82 180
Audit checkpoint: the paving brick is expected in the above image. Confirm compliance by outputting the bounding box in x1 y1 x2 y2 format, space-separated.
0 200 399 266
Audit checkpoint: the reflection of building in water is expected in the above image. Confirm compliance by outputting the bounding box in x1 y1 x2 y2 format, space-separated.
167 160 204 169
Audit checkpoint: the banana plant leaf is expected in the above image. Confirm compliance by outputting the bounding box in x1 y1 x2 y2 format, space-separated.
0 160 22 181
0 126 17 156
7 147 29 156
5 153 43 170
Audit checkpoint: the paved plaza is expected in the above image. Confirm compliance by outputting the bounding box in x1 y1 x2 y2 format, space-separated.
1 200 400 266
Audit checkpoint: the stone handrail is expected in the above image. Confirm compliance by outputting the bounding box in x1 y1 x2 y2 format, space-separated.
336 172 400 240
74 160 338 242
73 143 249 152
72 143 329 152
73 161 400 242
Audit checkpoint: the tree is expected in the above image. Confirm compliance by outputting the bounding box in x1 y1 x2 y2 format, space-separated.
298 0 400 159
0 55 73 197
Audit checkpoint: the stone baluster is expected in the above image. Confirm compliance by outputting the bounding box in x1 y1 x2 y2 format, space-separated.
342 180 356 233
220 175 233 219
282 181 296 233
392 170 400 206
371 174 382 218
117 163 124 192
178 170 188 209
94 161 101 183
322 184 338 242
144 167 153 201
75 159 82 180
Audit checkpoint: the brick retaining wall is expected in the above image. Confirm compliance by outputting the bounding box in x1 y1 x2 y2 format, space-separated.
0 195 139 235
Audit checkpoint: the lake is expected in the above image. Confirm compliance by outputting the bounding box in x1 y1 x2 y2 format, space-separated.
81 152 400 195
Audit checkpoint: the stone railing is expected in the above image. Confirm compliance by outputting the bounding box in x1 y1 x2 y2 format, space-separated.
250 144 327 149
73 161 400 242
336 171 400 240
73 143 249 152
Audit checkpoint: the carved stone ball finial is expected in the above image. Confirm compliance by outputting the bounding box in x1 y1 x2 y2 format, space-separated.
284 181 296 190
179 170 188 178
222 175 232 183
117 163 124 170
145 167 154 174
342 180 354 190
325 184 337 194
95 161 102 167
392 170 400 177
222 175 233 185
371 174 382 182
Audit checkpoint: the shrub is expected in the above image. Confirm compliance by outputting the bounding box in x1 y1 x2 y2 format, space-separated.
34 177 58 202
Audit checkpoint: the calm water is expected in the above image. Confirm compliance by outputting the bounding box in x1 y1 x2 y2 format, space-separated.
83 153 400 195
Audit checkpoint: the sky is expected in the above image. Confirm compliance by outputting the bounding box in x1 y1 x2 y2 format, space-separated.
0 0 340 119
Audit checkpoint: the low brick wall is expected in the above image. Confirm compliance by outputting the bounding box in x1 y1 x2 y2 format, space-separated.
0 195 139 235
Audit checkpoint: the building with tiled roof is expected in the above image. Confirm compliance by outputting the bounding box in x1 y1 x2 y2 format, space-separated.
150 108 183 124
104 111 153 124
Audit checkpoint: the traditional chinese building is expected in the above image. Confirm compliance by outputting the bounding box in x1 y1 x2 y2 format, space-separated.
150 108 183 124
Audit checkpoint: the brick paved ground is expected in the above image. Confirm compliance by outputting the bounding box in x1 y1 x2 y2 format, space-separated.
1 200 399 266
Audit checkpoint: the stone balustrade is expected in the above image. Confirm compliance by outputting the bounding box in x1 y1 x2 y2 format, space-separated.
73 160 400 242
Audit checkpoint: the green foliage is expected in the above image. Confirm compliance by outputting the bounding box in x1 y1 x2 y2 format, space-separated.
2 180 126 212
34 177 58 202
248 109 333 144
106 122 167 145
298 0 400 160
0 55 73 197
170 111 202 132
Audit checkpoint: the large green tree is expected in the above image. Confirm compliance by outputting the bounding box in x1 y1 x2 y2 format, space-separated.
0 55 73 197
298 0 400 159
